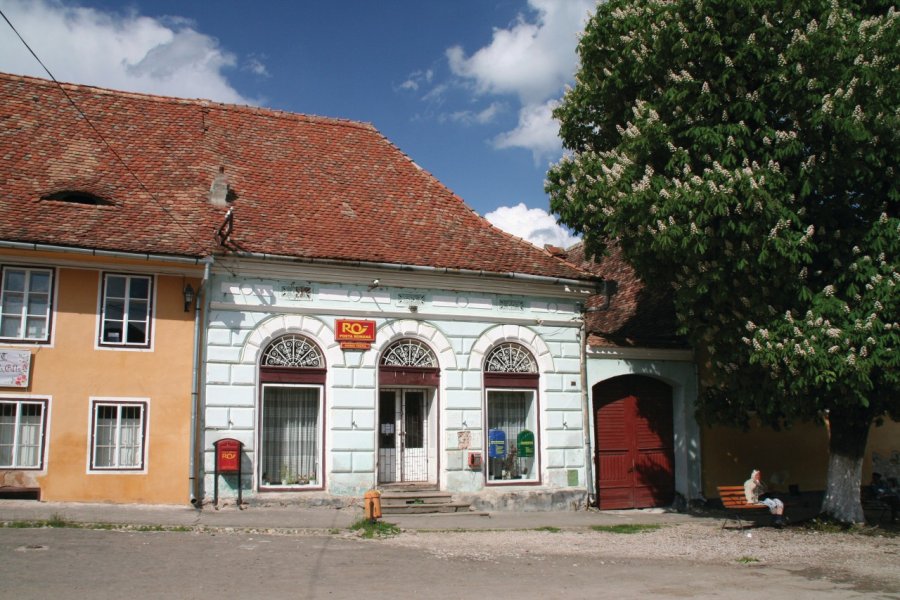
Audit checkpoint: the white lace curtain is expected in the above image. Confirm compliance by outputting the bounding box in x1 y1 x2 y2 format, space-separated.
262 387 319 483
0 402 43 468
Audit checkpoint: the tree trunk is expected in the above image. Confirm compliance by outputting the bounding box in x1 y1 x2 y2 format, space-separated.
820 411 870 523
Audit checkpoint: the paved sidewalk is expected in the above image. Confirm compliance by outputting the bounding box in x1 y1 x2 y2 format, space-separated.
0 499 708 532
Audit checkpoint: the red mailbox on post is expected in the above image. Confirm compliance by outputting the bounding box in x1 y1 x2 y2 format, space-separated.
216 438 241 473
213 438 243 507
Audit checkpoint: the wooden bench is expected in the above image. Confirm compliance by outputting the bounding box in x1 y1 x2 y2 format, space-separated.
861 486 894 523
717 485 769 529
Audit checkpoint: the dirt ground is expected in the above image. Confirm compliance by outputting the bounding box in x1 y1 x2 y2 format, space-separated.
1 521 897 599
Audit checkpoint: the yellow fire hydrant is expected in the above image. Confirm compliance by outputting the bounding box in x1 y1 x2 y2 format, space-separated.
363 489 382 521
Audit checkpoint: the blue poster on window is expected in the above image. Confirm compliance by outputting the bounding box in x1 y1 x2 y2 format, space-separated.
488 429 506 459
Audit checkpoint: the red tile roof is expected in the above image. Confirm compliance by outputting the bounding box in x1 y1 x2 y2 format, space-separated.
566 241 686 349
0 73 591 281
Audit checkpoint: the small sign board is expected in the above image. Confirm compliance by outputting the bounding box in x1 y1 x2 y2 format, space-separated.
340 341 371 351
516 429 535 458
335 319 376 342
457 430 471 450
279 284 312 301
488 429 507 459
0 350 31 388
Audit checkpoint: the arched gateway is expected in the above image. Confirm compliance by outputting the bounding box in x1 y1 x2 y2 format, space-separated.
593 375 675 509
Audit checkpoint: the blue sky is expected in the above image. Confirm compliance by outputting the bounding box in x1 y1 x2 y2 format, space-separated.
0 0 595 247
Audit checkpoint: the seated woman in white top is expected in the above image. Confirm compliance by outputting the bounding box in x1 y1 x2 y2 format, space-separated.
744 469 786 528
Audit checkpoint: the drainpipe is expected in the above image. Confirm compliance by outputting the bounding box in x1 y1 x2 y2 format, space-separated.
189 256 213 506
579 309 595 507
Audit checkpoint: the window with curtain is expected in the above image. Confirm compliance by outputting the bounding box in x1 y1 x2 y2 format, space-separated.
99 274 152 347
91 401 145 470
486 390 537 482
484 342 539 483
260 386 321 487
0 266 53 342
0 400 46 468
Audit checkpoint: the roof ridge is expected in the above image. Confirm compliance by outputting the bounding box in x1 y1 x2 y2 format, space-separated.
0 71 375 132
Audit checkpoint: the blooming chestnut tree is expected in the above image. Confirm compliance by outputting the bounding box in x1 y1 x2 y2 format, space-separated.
548 0 898 523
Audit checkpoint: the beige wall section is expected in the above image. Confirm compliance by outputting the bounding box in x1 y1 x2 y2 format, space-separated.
702 417 900 498
865 418 900 484
0 261 200 505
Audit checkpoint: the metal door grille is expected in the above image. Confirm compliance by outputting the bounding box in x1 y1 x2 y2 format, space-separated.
378 389 429 483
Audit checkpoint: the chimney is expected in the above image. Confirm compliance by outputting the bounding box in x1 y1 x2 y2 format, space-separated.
544 244 567 258
209 166 230 206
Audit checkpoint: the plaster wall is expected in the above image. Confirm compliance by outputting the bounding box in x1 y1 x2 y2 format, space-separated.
585 352 702 503
0 261 198 504
703 416 900 497
201 273 586 501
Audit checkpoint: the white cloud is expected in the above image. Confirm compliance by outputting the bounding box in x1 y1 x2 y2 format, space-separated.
243 56 270 77
446 102 505 126
492 99 561 161
399 68 433 92
485 202 579 249
0 0 259 104
444 0 593 160
446 0 593 104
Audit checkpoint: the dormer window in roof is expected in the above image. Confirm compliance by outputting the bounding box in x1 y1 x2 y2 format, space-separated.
41 191 113 206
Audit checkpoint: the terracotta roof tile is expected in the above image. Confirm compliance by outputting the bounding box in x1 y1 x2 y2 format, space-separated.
0 73 591 281
567 241 686 349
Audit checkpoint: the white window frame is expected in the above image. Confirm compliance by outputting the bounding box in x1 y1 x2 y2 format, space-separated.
0 266 54 343
0 398 47 469
89 399 147 471
258 384 323 489
98 273 153 348
484 388 539 484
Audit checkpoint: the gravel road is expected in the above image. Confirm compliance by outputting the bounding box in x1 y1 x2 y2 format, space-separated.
382 522 900 592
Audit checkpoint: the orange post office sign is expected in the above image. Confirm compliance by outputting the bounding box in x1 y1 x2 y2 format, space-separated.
335 319 376 342
215 438 242 473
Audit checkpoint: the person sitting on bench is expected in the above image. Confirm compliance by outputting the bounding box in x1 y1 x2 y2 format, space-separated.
744 469 786 528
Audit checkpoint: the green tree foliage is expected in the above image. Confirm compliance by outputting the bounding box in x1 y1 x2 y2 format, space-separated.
548 0 898 521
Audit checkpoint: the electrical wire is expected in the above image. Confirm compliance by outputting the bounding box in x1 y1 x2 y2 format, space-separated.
1 7 211 256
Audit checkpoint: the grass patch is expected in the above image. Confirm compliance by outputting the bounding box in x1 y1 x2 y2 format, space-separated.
533 526 561 533
737 556 759 564
4 520 45 529
803 517 898 538
46 513 71 528
3 514 77 529
349 518 400 539
590 524 662 534
1 520 192 533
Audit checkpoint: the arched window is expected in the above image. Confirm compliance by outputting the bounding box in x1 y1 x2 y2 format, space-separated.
483 342 539 484
258 334 326 490
261 334 323 368
484 342 537 373
378 338 439 386
380 339 437 368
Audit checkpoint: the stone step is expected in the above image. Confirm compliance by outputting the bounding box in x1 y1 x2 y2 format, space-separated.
381 502 473 514
379 491 453 504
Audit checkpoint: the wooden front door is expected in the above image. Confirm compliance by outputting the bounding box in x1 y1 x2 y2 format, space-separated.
593 375 675 509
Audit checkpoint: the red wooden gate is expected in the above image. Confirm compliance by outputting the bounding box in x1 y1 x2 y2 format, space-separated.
593 375 675 509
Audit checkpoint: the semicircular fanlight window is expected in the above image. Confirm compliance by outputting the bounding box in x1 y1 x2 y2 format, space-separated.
484 342 537 373
261 334 323 368
380 339 437 368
